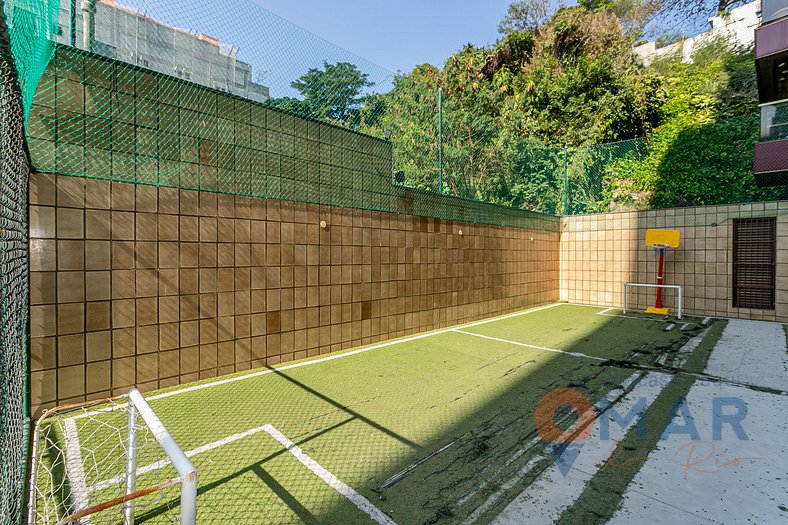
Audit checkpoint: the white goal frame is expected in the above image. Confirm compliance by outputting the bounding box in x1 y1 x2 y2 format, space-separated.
623 282 683 320
28 388 197 525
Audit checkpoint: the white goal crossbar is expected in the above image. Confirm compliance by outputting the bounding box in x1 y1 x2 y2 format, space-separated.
623 283 683 320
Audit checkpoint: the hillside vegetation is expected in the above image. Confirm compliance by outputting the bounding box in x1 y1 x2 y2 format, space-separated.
359 4 786 212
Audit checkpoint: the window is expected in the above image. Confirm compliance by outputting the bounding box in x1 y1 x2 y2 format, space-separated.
733 218 776 309
174 66 191 80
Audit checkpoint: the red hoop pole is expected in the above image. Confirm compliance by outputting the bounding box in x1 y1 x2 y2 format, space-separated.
655 247 665 309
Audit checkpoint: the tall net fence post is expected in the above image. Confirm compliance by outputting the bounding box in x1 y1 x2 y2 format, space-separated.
438 86 443 194
562 147 569 215
0 4 32 525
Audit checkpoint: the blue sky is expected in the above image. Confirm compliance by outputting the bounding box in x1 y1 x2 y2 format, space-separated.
133 0 516 98
121 0 722 99
245 0 514 74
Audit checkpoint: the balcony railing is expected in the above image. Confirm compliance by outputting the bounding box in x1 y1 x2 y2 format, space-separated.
761 100 788 140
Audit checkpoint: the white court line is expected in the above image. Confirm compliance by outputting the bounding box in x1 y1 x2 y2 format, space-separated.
87 424 273 493
63 419 91 524
264 424 397 525
597 308 614 315
452 329 605 362
87 424 396 525
73 303 563 420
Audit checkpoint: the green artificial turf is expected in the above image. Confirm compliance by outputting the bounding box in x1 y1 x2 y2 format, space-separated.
34 304 705 525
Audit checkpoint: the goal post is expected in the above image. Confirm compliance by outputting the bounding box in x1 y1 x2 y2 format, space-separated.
27 388 197 525
122 388 196 525
623 283 683 320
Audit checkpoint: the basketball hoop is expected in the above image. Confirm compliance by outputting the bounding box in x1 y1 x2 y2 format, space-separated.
651 242 670 255
644 230 681 316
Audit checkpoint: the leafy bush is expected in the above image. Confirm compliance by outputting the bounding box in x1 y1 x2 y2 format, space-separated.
601 35 776 209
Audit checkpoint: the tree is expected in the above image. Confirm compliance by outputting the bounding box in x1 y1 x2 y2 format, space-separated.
578 0 617 10
263 97 312 118
498 0 553 34
602 36 766 210
360 1 772 213
359 65 442 191
290 62 374 122
362 7 661 210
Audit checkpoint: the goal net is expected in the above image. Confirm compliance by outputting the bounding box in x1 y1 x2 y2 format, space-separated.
28 388 196 525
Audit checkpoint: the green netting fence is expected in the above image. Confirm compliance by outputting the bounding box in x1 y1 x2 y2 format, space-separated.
3 0 59 119
15 0 651 231
383 83 648 215
5 0 783 231
390 86 784 218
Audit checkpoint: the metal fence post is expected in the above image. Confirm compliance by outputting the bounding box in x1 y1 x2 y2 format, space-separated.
70 0 77 46
562 146 569 215
438 87 443 194
81 0 97 51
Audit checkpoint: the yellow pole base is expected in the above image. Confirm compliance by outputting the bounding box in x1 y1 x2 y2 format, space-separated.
645 307 670 316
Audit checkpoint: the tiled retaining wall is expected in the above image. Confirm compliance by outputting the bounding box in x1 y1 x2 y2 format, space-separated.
25 47 788 415
28 173 560 413
560 202 788 322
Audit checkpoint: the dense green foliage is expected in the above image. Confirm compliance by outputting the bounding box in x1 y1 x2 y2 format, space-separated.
604 36 786 209
360 7 666 213
265 61 376 127
270 2 784 213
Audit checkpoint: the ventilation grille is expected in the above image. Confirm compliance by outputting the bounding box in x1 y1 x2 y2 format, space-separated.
733 218 776 309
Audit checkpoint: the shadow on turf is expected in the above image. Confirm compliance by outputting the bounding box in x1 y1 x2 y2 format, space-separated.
135 363 418 522
132 307 699 525
133 416 355 523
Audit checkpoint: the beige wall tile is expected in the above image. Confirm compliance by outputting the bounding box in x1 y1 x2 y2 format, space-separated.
30 172 56 206
30 205 56 239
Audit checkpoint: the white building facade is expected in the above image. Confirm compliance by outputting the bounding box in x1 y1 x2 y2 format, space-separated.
634 1 762 64
55 0 269 102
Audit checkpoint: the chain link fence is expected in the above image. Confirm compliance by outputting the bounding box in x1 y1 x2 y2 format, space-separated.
399 88 785 217
0 7 32 525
